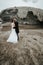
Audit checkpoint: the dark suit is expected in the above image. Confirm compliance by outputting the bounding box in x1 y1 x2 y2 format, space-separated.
15 21 19 34
13 21 19 40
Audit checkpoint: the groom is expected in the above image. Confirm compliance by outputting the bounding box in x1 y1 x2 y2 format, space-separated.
13 17 19 40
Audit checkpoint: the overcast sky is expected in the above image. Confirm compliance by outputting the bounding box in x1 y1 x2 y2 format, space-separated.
0 0 43 11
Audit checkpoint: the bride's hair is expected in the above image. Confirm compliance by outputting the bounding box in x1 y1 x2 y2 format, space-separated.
11 18 13 23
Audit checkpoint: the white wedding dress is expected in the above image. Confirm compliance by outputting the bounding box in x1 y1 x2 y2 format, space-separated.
7 23 18 43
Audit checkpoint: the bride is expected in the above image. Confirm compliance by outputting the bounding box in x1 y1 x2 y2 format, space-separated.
7 18 18 43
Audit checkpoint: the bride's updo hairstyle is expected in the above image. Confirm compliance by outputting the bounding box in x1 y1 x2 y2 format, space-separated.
10 18 13 23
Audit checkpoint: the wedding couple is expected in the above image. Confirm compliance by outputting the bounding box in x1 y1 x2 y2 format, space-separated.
7 17 19 43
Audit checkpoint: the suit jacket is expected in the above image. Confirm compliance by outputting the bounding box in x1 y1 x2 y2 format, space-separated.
14 21 19 34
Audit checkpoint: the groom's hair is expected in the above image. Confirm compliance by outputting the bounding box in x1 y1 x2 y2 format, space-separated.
13 18 17 22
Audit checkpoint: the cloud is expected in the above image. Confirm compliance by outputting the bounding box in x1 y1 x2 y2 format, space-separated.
22 0 30 2
32 0 38 3
22 0 38 3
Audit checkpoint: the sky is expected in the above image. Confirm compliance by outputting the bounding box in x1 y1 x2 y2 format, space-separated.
0 0 43 12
